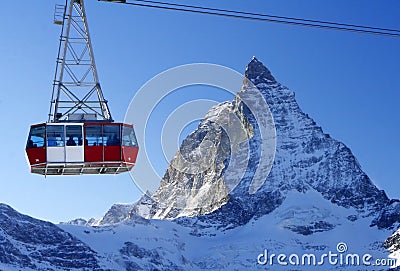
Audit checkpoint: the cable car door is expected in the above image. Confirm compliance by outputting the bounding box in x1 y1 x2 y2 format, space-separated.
65 124 84 162
46 125 65 162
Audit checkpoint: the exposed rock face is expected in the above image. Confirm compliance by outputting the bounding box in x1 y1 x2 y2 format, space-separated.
92 203 135 226
119 242 186 271
60 217 93 226
373 200 400 229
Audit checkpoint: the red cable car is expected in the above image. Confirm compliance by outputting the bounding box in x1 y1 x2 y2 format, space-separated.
26 122 138 175
26 0 138 175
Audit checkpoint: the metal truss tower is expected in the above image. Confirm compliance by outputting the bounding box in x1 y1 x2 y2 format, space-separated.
48 0 113 122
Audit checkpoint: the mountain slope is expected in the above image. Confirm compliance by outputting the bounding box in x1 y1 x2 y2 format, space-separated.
0 198 396 271
60 190 396 271
0 203 101 270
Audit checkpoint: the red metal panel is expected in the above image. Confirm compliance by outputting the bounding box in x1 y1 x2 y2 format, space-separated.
85 146 103 162
122 146 138 163
84 123 103 163
104 146 121 161
26 147 46 165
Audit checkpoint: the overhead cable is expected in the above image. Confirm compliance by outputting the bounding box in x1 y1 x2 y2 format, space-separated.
99 0 400 37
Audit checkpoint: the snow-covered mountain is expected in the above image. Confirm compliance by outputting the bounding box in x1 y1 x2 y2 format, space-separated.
0 203 101 271
1 58 399 270
136 57 390 228
60 203 136 227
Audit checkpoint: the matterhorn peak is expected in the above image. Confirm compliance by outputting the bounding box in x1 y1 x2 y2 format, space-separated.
245 56 276 85
134 57 391 230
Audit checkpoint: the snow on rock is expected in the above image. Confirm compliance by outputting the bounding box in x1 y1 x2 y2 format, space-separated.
60 217 95 226
92 203 135 226
373 199 400 230
61 203 136 227
386 228 400 268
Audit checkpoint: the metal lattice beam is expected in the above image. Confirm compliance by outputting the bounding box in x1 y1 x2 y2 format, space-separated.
48 0 113 122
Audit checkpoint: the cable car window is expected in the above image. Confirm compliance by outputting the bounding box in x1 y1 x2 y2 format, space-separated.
122 126 138 147
47 125 64 147
85 125 102 146
27 126 45 148
66 125 82 146
104 125 121 146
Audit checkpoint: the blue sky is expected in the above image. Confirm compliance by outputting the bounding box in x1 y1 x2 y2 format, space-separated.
0 0 399 223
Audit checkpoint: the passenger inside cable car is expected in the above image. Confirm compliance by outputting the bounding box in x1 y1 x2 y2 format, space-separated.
27 139 35 148
67 136 76 146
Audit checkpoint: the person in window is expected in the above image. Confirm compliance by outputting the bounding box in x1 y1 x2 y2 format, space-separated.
107 135 120 146
27 139 34 148
66 136 77 146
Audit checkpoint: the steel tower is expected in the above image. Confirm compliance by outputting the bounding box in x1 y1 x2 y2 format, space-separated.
49 0 112 123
